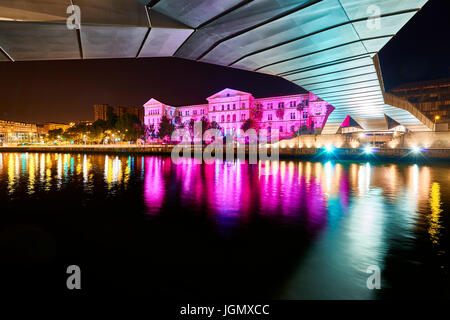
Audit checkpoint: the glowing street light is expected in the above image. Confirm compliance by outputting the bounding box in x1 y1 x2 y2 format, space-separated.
324 145 334 153
411 145 422 154
363 145 373 154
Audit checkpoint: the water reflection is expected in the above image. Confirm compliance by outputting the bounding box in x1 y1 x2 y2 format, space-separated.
0 152 449 299
429 182 443 245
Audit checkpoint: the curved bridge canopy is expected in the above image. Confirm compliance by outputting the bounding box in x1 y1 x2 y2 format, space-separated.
0 0 431 132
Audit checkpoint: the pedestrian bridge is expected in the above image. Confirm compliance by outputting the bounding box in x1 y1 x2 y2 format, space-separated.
0 0 432 132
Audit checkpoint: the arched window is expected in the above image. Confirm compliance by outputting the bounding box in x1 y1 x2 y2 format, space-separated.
227 114 230 122
232 114 236 122
221 115 225 122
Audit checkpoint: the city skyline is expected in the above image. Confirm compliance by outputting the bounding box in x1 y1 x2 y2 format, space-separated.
0 0 449 124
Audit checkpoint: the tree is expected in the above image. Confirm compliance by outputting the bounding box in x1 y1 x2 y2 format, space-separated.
241 118 259 132
276 108 285 120
106 106 118 128
174 115 182 127
62 122 91 143
186 118 196 141
210 121 221 131
157 115 175 140
300 125 310 135
90 119 108 142
48 128 63 140
145 124 156 140
251 104 263 121
116 113 142 141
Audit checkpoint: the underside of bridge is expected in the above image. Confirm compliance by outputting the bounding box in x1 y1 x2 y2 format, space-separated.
0 0 433 133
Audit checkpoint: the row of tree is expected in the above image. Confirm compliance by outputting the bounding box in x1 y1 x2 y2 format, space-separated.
47 103 316 143
47 107 143 143
146 115 222 141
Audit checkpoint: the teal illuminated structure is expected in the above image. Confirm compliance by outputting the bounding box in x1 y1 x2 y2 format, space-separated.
0 0 433 133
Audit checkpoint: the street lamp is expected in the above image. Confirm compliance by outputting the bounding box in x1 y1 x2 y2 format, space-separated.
434 115 440 123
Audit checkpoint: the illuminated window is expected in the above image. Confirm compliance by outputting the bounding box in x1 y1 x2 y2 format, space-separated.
232 114 236 122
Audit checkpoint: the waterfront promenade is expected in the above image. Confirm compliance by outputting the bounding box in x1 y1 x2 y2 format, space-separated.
1 144 449 160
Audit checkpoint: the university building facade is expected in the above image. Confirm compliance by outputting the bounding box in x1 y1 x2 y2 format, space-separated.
143 88 333 139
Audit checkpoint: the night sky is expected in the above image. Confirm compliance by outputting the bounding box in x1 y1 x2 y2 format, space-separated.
0 0 448 124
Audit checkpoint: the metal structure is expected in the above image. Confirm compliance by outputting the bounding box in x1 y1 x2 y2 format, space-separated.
0 0 432 132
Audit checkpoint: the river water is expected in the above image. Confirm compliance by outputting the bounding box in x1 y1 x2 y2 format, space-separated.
0 152 448 299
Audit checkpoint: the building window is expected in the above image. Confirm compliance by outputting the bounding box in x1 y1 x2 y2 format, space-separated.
186 111 189 116
227 114 230 122
303 112 308 119
193 110 197 115
290 112 295 119
227 104 230 110
222 105 224 111
268 127 271 134
241 114 246 121
279 126 283 133
291 125 295 132
278 102 284 108
242 103 245 109
268 114 272 121
212 116 216 122
213 105 216 111
290 101 296 107
232 114 236 122
221 115 225 122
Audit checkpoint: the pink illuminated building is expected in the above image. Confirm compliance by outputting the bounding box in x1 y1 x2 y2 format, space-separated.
143 88 333 139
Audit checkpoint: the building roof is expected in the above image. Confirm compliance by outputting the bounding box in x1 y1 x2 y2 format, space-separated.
391 78 450 92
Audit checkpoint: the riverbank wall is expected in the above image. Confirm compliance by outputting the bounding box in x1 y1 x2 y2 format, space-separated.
1 145 450 161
